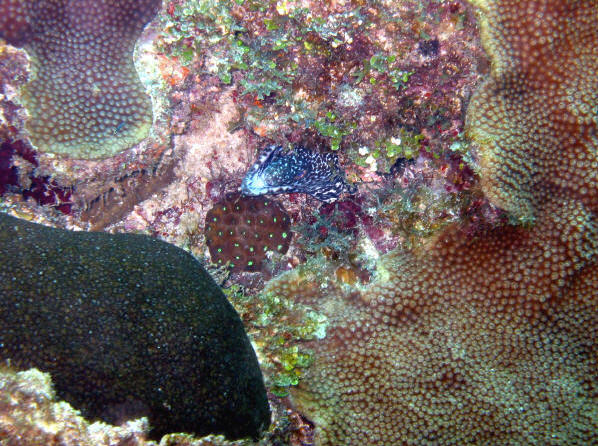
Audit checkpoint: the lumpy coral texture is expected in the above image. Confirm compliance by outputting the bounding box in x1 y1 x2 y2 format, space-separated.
281 198 597 444
465 0 598 220
205 193 292 272
0 0 160 159
0 212 270 440
263 0 598 444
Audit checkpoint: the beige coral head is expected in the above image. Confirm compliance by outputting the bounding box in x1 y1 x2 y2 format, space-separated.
465 0 598 220
0 0 161 159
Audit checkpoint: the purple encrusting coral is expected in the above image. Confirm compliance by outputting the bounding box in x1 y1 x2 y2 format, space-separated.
0 141 18 195
0 140 72 213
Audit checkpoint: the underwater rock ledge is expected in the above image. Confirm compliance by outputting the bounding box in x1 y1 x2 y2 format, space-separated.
0 212 270 441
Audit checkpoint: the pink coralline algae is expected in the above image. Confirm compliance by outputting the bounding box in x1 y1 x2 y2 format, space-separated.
0 139 72 213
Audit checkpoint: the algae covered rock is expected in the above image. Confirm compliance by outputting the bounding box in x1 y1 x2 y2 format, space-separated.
0 212 270 440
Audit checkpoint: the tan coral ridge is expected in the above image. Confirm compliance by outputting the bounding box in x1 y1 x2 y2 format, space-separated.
263 0 598 444
0 0 160 159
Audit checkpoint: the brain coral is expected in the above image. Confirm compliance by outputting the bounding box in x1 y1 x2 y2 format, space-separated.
260 0 598 444
205 192 292 272
0 0 160 159
0 211 270 441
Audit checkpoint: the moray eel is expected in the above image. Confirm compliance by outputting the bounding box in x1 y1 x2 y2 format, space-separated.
241 145 356 202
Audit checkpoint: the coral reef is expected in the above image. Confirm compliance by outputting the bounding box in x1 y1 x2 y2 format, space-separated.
466 0 598 221
282 198 597 444
158 0 483 175
222 281 328 401
204 192 292 272
258 0 598 444
241 145 356 203
2 0 596 444
0 368 284 446
0 0 160 159
120 0 484 278
0 211 270 440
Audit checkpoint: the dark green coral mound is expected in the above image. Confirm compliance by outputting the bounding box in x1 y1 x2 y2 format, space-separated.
0 212 270 440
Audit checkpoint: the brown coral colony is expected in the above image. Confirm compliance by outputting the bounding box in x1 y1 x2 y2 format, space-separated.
466 0 598 220
0 0 160 159
270 0 598 444
205 193 292 272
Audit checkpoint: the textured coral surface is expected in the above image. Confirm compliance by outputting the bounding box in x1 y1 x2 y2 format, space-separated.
265 0 598 444
205 192 291 272
466 0 598 220
1 0 597 444
0 0 160 158
0 212 269 440
282 198 597 444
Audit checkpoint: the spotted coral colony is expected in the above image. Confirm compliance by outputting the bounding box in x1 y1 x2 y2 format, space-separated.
205 193 292 272
0 0 160 159
241 145 356 203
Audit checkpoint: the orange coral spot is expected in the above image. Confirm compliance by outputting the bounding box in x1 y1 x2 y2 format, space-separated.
335 266 359 285
253 125 268 137
157 55 190 86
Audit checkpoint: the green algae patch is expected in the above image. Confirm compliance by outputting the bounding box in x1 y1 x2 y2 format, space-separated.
223 282 328 399
0 212 270 440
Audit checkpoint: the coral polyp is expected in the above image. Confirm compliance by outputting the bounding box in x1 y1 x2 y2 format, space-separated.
204 192 292 272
